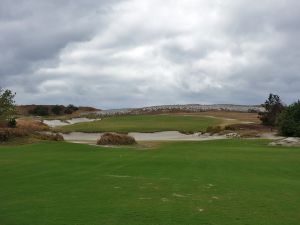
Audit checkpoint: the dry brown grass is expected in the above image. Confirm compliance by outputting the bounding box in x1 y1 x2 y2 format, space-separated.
225 123 275 138
97 133 137 145
17 118 49 131
0 128 30 142
225 123 272 132
38 133 64 141
206 126 223 134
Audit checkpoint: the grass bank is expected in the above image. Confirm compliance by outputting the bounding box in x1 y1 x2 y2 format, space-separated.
0 140 300 225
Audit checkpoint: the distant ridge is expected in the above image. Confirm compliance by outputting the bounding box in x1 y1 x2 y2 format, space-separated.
86 104 264 116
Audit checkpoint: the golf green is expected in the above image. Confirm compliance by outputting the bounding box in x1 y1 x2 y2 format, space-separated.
58 114 221 133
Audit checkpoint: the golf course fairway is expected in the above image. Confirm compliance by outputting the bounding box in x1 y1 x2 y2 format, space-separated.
0 140 299 225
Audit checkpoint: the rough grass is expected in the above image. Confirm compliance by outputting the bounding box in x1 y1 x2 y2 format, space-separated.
97 132 136 145
0 128 30 142
58 114 221 133
0 140 300 225
17 118 49 131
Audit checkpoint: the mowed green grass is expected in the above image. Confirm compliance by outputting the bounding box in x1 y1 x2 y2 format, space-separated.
58 114 221 133
1 140 300 225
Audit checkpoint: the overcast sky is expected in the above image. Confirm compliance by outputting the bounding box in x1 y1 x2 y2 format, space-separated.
1 0 299 109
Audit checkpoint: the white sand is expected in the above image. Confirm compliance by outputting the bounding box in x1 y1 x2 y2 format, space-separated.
43 118 101 127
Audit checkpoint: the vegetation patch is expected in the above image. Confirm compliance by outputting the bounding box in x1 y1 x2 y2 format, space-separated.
205 125 223 134
278 101 300 137
97 132 136 145
38 133 64 141
16 118 49 131
0 128 29 142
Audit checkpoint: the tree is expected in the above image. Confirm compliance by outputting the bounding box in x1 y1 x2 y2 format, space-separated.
0 88 16 126
64 104 79 114
278 101 300 137
51 105 64 115
30 106 49 116
259 93 285 126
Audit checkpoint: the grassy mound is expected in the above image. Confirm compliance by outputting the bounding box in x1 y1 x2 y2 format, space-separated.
97 132 136 145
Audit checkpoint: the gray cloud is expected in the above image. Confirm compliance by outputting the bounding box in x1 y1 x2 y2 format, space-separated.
0 0 299 109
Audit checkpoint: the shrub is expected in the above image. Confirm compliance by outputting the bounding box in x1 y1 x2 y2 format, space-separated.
7 117 17 128
225 124 270 131
0 128 29 142
17 118 49 131
0 130 9 142
51 105 64 115
38 133 64 141
259 93 285 126
30 106 49 116
278 101 300 137
64 104 79 114
206 126 223 134
97 133 136 145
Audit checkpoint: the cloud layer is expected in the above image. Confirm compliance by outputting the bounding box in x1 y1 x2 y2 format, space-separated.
1 0 299 108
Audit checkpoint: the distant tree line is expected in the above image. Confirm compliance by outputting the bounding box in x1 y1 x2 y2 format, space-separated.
29 104 79 116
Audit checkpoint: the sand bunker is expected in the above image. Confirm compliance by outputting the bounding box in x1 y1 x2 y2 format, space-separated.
61 131 226 144
43 118 101 127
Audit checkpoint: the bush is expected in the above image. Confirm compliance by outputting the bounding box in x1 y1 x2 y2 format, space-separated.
0 128 29 142
30 106 49 116
51 105 64 115
225 124 270 131
7 117 17 128
17 118 49 131
0 130 9 142
278 101 300 137
38 133 64 141
64 104 79 114
206 126 223 134
97 133 136 145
